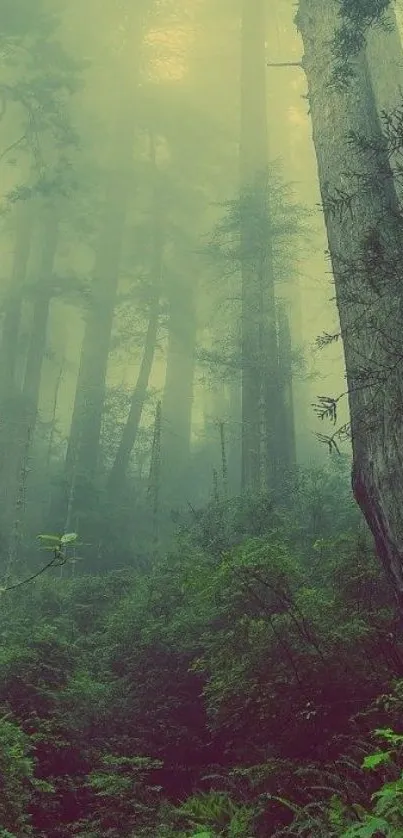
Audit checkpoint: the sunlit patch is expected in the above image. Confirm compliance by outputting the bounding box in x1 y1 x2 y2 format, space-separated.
145 26 194 81
287 106 305 127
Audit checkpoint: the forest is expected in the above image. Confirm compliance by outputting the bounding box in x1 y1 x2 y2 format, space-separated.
2 0 403 835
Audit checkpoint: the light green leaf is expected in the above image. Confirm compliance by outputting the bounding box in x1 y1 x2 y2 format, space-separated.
342 816 390 837
60 532 78 545
362 751 391 770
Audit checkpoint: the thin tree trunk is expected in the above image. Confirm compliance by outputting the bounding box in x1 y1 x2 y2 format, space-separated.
107 135 164 494
22 211 59 427
227 376 242 492
297 0 403 611
240 0 267 490
47 357 64 472
240 0 281 491
0 200 34 405
0 210 58 544
107 301 161 493
161 274 196 501
277 301 296 472
148 399 162 548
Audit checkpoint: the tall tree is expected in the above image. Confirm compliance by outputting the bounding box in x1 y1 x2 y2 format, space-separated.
277 301 297 473
239 0 283 492
22 209 59 429
0 201 34 408
296 0 403 610
160 267 197 503
107 134 164 495
65 4 151 483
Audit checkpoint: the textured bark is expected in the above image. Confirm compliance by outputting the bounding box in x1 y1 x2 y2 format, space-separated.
297 0 403 611
366 6 403 116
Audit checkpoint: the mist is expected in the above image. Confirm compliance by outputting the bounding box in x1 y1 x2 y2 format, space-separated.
0 0 351 569
4 2 403 836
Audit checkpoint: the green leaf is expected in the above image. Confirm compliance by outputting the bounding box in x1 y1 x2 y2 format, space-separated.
373 727 403 746
60 532 78 545
362 751 391 770
37 534 61 543
342 816 391 837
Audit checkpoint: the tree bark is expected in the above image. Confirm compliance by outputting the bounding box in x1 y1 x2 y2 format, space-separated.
296 0 403 611
366 5 403 116
366 4 403 205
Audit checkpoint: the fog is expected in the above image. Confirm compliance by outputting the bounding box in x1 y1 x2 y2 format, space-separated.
0 0 361 568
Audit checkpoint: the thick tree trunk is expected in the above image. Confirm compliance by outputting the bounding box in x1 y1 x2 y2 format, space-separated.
366 6 403 115
297 0 403 611
366 5 403 206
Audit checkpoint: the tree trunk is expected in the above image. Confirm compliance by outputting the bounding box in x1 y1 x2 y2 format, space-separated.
107 135 164 494
0 209 58 548
22 211 59 426
277 301 297 472
366 6 403 116
366 5 403 205
65 133 134 482
240 0 281 492
0 200 34 406
161 273 196 503
296 0 403 611
65 12 148 483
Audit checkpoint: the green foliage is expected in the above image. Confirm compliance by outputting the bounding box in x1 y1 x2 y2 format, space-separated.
84 754 163 836
177 791 253 837
0 713 34 836
328 0 392 88
0 464 402 836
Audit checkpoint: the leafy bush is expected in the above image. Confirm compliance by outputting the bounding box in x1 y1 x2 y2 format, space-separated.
0 712 34 836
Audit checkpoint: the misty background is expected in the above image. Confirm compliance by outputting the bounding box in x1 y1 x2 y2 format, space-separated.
0 0 368 574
